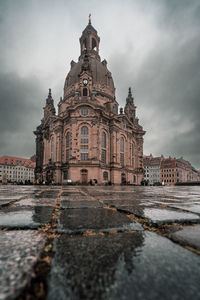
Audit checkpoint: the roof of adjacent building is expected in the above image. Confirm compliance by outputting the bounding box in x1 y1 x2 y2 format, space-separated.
0 156 36 168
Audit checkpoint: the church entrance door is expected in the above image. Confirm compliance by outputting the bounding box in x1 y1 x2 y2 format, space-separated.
121 173 126 185
81 169 88 184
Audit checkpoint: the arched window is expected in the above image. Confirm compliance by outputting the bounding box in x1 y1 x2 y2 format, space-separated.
81 126 89 160
120 137 124 166
81 126 88 143
51 137 54 162
66 132 70 147
102 132 106 148
120 137 124 152
132 143 134 167
83 88 88 96
66 132 70 161
101 132 107 163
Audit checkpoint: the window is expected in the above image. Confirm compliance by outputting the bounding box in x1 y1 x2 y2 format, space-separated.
102 132 106 148
83 88 88 96
81 107 89 116
103 171 108 180
63 171 68 180
66 149 70 161
51 137 54 162
66 132 70 147
101 149 106 163
81 126 88 143
120 137 124 152
81 145 88 160
66 132 70 161
113 104 118 114
120 153 124 166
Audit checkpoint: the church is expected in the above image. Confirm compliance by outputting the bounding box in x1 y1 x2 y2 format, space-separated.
34 17 145 185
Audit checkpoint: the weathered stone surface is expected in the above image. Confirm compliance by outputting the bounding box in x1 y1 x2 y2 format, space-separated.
61 200 103 209
13 197 57 207
0 230 46 300
57 208 143 233
168 204 200 214
170 225 200 250
48 232 200 300
117 206 200 225
0 206 54 228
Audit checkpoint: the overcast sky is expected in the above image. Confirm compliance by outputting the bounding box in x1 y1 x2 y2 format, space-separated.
0 0 199 168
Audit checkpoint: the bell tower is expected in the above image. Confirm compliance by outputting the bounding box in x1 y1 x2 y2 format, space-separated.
79 14 100 60
124 87 136 123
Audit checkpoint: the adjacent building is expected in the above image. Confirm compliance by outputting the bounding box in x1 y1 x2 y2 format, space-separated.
143 155 163 185
34 18 145 185
144 154 200 185
161 157 200 185
0 156 35 184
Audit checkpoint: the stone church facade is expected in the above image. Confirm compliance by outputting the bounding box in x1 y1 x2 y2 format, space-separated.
34 19 145 185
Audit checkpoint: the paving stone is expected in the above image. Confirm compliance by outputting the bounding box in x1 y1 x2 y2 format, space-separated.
0 230 46 300
47 231 200 300
0 206 54 228
12 197 57 207
60 195 91 201
168 204 200 214
61 200 103 209
117 206 200 225
170 225 200 250
57 208 143 233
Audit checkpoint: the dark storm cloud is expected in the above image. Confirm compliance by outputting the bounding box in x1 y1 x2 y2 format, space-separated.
0 72 45 156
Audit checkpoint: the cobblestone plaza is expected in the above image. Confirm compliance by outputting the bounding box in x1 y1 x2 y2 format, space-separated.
0 185 200 299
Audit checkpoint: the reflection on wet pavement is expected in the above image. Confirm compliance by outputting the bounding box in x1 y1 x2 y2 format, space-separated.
57 208 143 233
48 231 200 300
0 206 54 228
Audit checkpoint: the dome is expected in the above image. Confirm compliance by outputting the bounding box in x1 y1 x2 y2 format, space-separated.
64 56 115 93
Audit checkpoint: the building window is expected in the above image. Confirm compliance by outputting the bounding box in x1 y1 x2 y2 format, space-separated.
102 132 106 148
132 144 134 167
66 149 70 161
83 88 88 96
120 137 124 166
81 126 88 143
101 149 106 163
81 107 89 116
66 132 70 161
63 170 68 180
51 137 54 162
120 153 124 166
101 132 107 164
66 132 70 147
120 137 124 152
81 145 88 160
113 104 118 114
103 171 108 180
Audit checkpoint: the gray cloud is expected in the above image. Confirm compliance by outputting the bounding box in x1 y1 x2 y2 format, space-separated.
0 0 199 168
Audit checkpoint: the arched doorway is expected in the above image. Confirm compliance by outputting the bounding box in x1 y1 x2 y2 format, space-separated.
121 173 126 185
81 169 88 184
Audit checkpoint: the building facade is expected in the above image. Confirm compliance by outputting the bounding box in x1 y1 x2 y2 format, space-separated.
160 157 200 185
34 19 145 185
143 155 162 185
0 156 35 184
